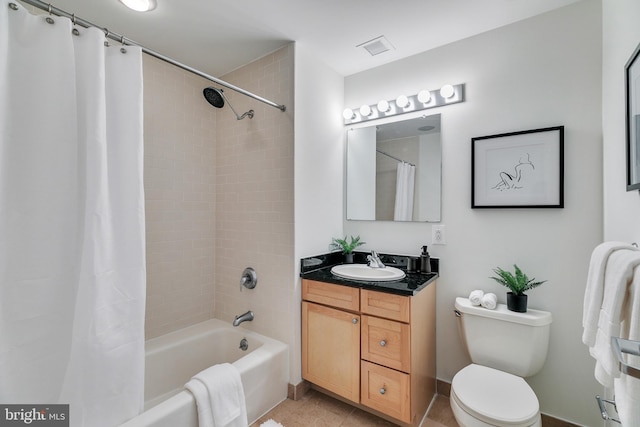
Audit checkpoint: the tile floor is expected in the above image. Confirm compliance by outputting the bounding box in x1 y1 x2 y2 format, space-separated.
250 389 459 427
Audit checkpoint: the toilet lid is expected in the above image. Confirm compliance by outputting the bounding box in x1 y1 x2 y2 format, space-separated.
452 364 539 426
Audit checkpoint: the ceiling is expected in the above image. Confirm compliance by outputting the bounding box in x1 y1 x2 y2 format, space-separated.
33 0 581 78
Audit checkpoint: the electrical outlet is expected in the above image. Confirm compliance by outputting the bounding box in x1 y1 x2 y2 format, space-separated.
432 225 446 245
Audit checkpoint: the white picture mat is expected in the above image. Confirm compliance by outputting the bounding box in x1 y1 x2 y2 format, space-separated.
473 128 562 207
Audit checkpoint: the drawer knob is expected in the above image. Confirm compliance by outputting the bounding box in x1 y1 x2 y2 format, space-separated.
379 387 386 395
380 340 387 347
352 318 358 324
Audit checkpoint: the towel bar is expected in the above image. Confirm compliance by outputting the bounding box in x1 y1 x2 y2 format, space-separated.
596 395 621 423
612 337 640 379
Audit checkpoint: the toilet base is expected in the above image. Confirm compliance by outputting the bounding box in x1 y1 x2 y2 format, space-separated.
450 389 541 427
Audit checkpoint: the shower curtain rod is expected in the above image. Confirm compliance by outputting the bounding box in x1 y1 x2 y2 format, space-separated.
376 149 415 167
17 0 287 112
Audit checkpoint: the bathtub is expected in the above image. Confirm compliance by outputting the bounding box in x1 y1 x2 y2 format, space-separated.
120 319 289 427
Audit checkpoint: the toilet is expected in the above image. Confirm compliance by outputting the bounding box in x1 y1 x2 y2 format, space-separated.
450 297 553 427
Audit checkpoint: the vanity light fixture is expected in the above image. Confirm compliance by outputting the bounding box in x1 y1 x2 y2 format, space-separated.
440 84 455 99
417 90 432 104
118 0 157 12
359 104 372 117
377 100 391 113
343 83 465 124
395 95 410 109
343 108 356 120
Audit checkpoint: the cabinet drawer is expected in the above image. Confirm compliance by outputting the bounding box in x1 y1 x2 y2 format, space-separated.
361 361 411 423
361 315 411 372
361 289 409 322
302 279 359 312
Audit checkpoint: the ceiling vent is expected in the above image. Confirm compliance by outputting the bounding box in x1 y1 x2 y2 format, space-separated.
357 35 394 56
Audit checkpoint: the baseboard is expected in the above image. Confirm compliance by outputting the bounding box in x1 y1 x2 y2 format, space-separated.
437 379 580 427
288 380 311 401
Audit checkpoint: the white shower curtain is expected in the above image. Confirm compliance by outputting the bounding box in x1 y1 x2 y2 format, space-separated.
393 162 416 221
0 2 146 426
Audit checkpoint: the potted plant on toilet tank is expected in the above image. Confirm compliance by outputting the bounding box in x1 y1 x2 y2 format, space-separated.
331 235 365 263
490 264 547 312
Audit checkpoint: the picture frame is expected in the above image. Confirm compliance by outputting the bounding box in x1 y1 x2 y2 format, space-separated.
472 126 564 208
626 41 640 191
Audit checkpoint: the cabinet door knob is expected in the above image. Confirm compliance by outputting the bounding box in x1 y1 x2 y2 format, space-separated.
379 387 386 395
352 318 358 324
380 340 387 347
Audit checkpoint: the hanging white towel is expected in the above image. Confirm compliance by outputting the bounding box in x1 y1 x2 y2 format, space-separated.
469 290 484 306
613 265 640 427
481 293 498 310
185 363 248 427
590 249 640 387
583 242 636 347
393 162 416 221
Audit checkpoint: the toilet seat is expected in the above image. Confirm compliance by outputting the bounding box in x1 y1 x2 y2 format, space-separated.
451 364 540 427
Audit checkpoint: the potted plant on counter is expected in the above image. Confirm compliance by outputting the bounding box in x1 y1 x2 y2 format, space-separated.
331 235 365 263
490 264 547 312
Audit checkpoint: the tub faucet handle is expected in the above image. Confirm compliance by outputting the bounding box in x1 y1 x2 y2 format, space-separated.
240 267 258 291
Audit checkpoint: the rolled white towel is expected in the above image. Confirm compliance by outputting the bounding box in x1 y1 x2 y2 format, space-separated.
481 293 498 310
469 290 484 306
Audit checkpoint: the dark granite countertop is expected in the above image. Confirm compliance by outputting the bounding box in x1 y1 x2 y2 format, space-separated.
300 251 438 296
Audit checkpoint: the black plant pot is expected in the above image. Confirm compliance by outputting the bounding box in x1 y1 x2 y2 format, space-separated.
507 292 528 312
344 253 354 263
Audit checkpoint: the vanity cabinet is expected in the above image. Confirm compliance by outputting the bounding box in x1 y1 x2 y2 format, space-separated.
301 278 436 426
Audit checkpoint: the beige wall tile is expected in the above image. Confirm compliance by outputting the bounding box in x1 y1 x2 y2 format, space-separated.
143 54 217 339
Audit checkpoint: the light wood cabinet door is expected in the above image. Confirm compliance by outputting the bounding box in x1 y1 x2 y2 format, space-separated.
302 301 360 403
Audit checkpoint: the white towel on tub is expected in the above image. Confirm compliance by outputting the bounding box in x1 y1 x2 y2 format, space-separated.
185 363 248 427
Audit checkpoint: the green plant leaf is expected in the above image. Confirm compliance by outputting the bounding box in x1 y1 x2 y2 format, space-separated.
330 235 366 254
489 264 547 295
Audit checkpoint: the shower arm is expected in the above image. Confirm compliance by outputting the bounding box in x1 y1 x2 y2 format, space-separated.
17 0 287 113
219 90 255 120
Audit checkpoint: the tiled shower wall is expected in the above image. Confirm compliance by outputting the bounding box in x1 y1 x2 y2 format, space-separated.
143 45 295 350
214 45 295 347
143 54 218 339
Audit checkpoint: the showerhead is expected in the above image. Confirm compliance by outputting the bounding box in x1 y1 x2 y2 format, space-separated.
203 87 225 109
202 87 254 120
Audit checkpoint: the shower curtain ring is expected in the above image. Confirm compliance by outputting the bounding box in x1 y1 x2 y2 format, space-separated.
47 3 52 14
71 13 76 26
120 35 125 45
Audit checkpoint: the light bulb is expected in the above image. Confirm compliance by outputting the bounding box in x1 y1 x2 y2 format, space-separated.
417 90 431 104
359 104 372 117
119 0 157 11
342 108 355 120
395 95 409 108
377 100 390 113
440 84 455 99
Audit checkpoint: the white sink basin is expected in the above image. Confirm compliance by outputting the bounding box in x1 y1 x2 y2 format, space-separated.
330 264 406 282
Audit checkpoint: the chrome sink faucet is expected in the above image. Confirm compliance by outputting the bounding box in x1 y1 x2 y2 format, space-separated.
233 310 254 327
367 251 386 268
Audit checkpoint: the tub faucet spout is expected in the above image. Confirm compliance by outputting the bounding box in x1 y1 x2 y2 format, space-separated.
233 310 254 327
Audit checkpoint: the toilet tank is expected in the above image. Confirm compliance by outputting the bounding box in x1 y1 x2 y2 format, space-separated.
454 297 552 377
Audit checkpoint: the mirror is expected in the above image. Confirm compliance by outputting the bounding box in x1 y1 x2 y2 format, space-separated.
346 114 441 222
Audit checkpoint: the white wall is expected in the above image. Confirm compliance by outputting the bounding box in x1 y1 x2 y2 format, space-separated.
343 1 604 425
602 0 640 243
293 43 345 383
